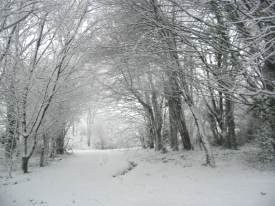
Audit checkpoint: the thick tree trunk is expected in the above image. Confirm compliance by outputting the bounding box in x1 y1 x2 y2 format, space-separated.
56 131 65 155
40 146 45 167
177 102 191 150
154 127 162 151
168 98 178 150
151 89 163 151
147 124 155 149
22 156 29 173
168 90 192 150
23 136 28 157
21 133 39 173
150 0 192 150
165 74 192 150
165 41 192 150
146 115 156 149
143 92 156 149
224 95 237 149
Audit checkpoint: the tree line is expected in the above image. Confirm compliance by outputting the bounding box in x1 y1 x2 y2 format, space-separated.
0 0 100 174
95 0 275 166
0 0 274 174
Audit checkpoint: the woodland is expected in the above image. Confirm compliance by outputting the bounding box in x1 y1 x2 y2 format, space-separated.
0 0 274 178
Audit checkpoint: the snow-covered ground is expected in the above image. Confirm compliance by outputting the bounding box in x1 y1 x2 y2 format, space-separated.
0 147 275 206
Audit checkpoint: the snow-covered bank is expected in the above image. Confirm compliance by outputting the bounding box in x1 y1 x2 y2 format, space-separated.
0 146 275 206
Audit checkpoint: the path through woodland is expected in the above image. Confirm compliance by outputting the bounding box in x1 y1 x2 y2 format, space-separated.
1 148 275 206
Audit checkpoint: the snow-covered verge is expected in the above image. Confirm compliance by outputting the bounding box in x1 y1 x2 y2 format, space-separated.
0 145 275 206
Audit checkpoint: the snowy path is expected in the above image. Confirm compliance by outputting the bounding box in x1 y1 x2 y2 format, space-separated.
0 149 275 206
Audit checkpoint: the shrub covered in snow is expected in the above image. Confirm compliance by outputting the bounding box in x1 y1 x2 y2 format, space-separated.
256 125 275 163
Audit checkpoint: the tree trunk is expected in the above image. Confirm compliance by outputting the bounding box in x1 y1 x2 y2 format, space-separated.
22 156 29 173
24 136 28 158
218 91 225 143
168 98 178 150
40 146 45 167
150 87 163 151
87 107 92 147
56 131 65 155
147 123 155 149
5 90 17 159
165 73 192 150
150 0 192 150
210 0 238 149
224 95 237 149
177 101 192 150
168 90 192 150
40 134 47 167
49 138 56 158
208 112 222 145
187 102 215 167
144 92 156 149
